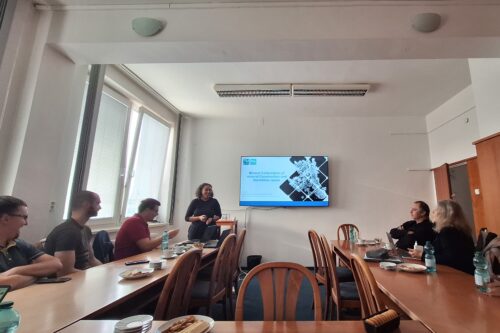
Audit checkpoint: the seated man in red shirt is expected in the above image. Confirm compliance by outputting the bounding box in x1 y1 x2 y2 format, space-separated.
114 198 179 260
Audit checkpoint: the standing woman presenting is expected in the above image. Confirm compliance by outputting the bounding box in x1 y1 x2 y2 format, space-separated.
185 183 222 240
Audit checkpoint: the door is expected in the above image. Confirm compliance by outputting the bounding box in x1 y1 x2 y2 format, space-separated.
433 163 451 201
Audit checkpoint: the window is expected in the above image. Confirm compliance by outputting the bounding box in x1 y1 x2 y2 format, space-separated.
86 90 130 219
124 112 171 217
65 83 173 226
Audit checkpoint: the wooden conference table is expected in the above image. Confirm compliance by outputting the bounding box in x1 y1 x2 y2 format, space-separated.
5 248 217 333
58 319 431 333
332 240 500 333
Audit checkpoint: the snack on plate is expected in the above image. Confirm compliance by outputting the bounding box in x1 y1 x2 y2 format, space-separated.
364 308 400 333
162 316 210 333
398 264 424 272
122 269 143 278
178 320 210 333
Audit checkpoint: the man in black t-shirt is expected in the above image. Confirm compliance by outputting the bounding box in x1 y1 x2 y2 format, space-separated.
45 191 102 276
390 201 436 250
0 196 62 290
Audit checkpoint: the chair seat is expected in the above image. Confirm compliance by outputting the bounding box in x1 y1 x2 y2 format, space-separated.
191 280 211 299
336 266 354 282
339 281 359 300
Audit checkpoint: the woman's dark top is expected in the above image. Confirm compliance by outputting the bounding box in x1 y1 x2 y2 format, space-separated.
390 219 436 249
431 226 475 275
185 198 222 240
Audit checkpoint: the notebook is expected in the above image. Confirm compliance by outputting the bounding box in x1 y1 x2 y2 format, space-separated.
386 232 412 258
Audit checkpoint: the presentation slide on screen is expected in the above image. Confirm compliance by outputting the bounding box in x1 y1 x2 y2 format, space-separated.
240 156 329 207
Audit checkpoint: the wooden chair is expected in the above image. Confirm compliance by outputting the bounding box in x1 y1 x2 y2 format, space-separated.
190 234 237 318
337 224 360 240
319 235 361 320
350 253 386 317
308 230 329 318
235 262 322 321
154 248 202 320
227 229 247 316
308 230 328 287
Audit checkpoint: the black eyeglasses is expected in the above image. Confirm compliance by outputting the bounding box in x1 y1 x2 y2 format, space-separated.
8 214 28 220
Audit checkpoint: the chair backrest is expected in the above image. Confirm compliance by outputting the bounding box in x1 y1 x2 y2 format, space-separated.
154 248 202 320
235 262 322 321
350 253 386 317
308 230 327 284
318 235 339 302
337 224 359 240
231 229 247 277
92 230 114 263
209 233 237 298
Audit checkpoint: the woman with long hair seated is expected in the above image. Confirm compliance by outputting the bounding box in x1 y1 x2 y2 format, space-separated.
410 200 475 274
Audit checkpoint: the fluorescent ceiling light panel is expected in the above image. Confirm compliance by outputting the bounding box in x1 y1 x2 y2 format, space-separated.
292 84 370 96
214 84 291 97
214 83 369 97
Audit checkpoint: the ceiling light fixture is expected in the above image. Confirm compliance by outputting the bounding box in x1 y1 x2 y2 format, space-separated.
132 17 164 37
412 13 441 33
214 83 370 97
292 84 369 96
214 84 291 97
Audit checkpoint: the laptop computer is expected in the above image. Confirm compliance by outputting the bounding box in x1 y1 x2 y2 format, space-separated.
204 229 231 248
200 225 219 243
386 232 412 258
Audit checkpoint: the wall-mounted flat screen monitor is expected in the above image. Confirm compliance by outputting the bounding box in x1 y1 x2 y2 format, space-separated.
240 156 329 207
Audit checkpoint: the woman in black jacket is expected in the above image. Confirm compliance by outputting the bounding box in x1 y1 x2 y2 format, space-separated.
410 200 475 274
185 183 222 240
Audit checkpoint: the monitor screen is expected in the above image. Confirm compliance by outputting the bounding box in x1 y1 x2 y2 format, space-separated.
240 156 329 207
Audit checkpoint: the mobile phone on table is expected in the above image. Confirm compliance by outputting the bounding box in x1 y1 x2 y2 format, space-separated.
35 277 72 284
0 285 11 302
125 259 150 265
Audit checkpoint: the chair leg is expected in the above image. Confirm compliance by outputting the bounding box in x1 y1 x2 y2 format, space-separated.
233 276 239 297
222 299 228 320
227 290 234 320
206 303 211 317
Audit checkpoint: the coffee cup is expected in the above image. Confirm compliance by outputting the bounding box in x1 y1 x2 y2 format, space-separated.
149 260 162 270
413 245 424 257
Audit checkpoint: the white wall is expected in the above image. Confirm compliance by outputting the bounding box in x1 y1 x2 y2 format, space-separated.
0 1 44 193
469 59 500 138
12 46 88 242
173 116 434 266
426 86 479 168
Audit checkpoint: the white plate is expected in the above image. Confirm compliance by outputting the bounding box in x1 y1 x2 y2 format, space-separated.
119 268 155 280
379 262 397 270
156 315 214 333
161 253 178 260
356 239 380 246
115 314 153 331
397 263 427 273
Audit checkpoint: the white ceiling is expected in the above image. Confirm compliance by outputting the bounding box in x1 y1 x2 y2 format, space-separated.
36 0 500 6
126 59 471 118
37 0 478 118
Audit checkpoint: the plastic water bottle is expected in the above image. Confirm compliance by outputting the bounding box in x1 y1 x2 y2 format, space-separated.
161 231 169 257
349 226 358 243
473 251 490 293
0 301 20 333
424 241 437 273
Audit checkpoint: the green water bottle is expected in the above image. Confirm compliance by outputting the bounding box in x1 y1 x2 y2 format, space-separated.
473 251 490 293
424 241 437 273
0 301 20 333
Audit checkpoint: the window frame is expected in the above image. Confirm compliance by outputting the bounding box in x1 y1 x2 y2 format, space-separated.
84 85 132 227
